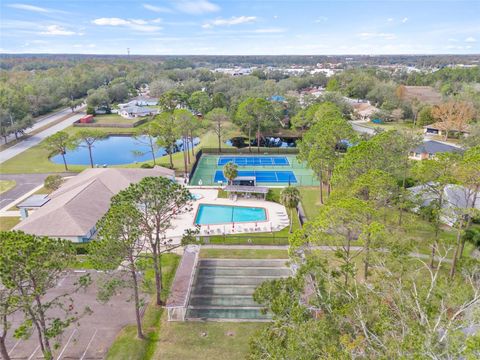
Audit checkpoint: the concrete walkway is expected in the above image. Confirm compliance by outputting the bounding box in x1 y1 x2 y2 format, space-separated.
0 110 86 164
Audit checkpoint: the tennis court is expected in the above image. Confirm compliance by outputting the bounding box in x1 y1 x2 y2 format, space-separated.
214 170 297 184
217 156 289 166
190 154 319 186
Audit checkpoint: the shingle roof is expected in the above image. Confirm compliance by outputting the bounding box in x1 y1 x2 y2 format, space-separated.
14 167 175 237
412 140 463 155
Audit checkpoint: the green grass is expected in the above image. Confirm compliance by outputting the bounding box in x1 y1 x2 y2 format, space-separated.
105 253 180 360
154 319 265 360
69 255 96 270
0 217 20 231
93 114 138 125
0 180 16 194
200 248 289 259
298 186 323 219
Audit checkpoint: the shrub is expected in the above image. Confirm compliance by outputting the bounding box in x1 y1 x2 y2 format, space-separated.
140 163 154 168
73 243 89 255
86 106 95 115
44 175 63 191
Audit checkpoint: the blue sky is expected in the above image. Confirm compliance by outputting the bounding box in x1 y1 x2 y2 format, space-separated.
1 0 479 55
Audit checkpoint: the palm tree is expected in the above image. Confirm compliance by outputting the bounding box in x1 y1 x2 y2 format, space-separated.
280 186 301 233
223 162 238 185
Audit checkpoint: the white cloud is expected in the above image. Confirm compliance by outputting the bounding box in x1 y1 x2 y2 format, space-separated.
465 36 477 43
387 18 394 22
175 0 220 15
7 3 50 13
92 18 162 32
315 16 328 23
40 25 77 36
358 32 397 40
253 28 285 34
402 17 408 23
202 16 256 29
143 4 173 13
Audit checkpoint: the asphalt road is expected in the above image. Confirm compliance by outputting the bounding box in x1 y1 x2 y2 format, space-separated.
4 271 141 360
0 173 72 210
0 110 86 164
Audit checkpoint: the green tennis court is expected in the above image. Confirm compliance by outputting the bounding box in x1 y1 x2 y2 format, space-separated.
190 154 319 186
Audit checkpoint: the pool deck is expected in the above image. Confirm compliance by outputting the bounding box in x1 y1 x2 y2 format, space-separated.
164 188 290 243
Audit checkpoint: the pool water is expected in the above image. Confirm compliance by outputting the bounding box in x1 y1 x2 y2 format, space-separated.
50 135 199 166
195 204 267 225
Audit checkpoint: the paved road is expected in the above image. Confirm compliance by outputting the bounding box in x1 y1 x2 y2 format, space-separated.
0 173 73 209
0 110 86 164
2 105 85 144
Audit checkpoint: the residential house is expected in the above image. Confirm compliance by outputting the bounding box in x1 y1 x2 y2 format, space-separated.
119 105 157 119
409 184 479 226
424 122 471 138
14 167 175 242
409 140 463 160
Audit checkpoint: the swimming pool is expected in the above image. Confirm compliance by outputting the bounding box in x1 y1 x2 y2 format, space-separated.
195 204 267 225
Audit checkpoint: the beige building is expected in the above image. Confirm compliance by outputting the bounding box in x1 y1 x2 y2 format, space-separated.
14 167 175 242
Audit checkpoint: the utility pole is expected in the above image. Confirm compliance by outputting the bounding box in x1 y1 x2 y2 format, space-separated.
127 48 130 56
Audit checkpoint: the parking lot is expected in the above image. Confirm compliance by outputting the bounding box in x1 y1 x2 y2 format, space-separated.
4 270 141 359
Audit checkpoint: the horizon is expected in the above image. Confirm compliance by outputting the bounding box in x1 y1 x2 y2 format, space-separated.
1 0 479 55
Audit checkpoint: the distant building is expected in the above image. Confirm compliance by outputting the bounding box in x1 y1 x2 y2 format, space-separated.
119 105 157 119
352 102 379 121
424 122 471 138
410 184 479 226
14 167 175 242
409 140 463 160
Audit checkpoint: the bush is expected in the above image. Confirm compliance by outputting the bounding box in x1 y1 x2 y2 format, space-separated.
140 163 154 168
266 189 280 203
73 243 89 255
44 175 63 191
86 106 96 115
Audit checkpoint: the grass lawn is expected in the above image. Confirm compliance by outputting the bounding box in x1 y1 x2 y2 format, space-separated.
93 114 139 126
105 253 180 360
0 217 20 231
200 248 289 259
0 180 16 194
154 318 265 360
298 186 323 219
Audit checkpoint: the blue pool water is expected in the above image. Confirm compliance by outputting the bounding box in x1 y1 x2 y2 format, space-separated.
50 135 199 166
195 204 267 225
214 170 297 184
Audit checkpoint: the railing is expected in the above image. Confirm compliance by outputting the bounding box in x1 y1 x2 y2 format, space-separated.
201 147 299 155
200 234 289 245
188 149 203 183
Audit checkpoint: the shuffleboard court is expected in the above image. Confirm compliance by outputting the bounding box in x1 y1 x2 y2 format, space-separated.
217 156 289 166
214 170 297 184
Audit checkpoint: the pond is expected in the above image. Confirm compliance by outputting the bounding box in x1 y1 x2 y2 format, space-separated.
50 135 200 166
226 136 298 148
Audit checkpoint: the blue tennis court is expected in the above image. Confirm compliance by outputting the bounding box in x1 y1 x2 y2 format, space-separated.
217 156 289 166
214 170 297 184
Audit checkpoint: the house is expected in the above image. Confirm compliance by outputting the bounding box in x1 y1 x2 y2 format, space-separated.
119 105 157 119
13 167 175 242
409 184 480 226
409 140 463 160
424 122 471 138
352 102 379 121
